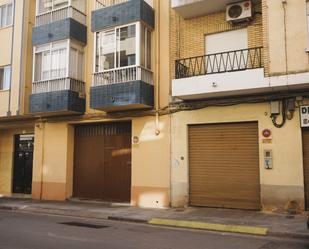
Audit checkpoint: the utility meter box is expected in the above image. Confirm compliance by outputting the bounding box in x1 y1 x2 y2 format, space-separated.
264 150 273 170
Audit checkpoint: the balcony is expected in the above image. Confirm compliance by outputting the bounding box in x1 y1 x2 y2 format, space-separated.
35 6 86 26
91 0 154 32
172 0 259 19
91 66 154 112
172 47 269 100
29 78 86 115
33 0 87 46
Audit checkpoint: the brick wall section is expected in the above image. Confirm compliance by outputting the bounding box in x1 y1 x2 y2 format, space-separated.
262 0 270 76
170 2 264 80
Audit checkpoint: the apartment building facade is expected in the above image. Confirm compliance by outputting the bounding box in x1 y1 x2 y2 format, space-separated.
170 0 309 212
1 0 309 213
0 0 171 208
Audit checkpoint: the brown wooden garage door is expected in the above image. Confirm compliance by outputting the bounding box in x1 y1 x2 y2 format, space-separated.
302 129 309 210
188 122 261 210
73 122 131 202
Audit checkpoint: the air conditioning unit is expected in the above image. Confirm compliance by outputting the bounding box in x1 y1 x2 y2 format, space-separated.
226 1 252 23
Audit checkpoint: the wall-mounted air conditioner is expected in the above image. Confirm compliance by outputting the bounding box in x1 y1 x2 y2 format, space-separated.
226 1 252 23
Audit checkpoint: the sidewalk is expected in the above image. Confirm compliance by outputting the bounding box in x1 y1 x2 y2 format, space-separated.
0 197 308 239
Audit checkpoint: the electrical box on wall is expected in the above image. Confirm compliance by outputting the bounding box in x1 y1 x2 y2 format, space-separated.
264 150 273 170
270 101 280 115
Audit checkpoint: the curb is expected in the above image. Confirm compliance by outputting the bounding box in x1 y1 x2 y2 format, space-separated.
148 218 268 236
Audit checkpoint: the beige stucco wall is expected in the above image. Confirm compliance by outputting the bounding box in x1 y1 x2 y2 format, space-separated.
131 115 171 208
0 27 12 66
265 0 309 75
171 102 304 211
30 115 171 208
0 91 10 116
32 122 74 200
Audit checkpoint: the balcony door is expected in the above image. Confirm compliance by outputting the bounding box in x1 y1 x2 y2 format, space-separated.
205 28 248 73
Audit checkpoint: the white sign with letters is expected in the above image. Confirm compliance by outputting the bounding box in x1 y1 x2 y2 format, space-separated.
300 106 309 127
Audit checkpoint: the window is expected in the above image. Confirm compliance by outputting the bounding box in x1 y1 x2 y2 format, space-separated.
34 40 84 82
36 0 85 14
37 0 69 15
95 22 152 73
0 66 11 90
0 3 13 28
205 28 248 72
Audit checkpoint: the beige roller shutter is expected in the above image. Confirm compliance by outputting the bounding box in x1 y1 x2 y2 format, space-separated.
302 129 309 210
189 122 261 210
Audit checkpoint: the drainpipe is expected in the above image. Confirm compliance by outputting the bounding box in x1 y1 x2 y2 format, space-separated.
17 0 26 116
38 121 45 200
282 0 288 77
155 0 160 135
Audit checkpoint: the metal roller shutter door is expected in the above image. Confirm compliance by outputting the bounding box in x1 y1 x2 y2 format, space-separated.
189 122 261 210
302 129 309 210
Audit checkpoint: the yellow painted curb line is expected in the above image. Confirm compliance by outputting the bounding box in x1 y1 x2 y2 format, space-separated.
148 218 268 236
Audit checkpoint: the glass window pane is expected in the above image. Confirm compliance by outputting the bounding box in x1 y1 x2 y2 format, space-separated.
6 4 13 26
59 48 67 77
42 51 50 80
78 51 84 80
118 24 136 67
1 6 6 27
53 0 69 10
35 53 43 81
38 0 52 14
100 30 116 70
51 48 67 78
140 26 145 68
3 67 11 89
69 47 78 79
146 29 151 69
95 33 100 72
0 68 4 90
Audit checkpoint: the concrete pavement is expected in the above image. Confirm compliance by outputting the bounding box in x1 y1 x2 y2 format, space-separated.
0 197 308 239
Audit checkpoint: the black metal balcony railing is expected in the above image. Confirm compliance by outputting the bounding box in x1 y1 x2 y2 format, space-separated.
175 47 263 79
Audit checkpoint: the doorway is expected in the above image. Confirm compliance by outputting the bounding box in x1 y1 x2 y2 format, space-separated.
12 134 34 194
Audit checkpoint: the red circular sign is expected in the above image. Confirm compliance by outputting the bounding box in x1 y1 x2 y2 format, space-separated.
262 129 271 138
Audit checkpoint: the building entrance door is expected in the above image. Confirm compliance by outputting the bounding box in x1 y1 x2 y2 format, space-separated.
12 134 34 194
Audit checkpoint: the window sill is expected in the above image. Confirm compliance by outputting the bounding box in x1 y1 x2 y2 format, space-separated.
0 89 10 93
0 25 13 31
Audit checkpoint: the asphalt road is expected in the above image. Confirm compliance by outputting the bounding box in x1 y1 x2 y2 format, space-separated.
0 211 308 249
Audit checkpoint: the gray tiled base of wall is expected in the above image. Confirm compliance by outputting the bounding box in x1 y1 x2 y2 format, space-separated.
90 80 154 111
29 90 85 114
